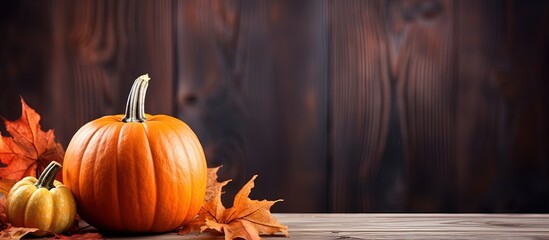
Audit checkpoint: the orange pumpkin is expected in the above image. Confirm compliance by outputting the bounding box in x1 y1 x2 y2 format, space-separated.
62 74 207 233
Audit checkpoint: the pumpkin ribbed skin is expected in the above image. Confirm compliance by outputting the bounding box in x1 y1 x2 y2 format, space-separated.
62 75 207 233
63 114 207 233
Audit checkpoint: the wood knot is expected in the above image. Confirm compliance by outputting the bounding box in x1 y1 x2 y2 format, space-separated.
398 0 443 22
417 0 442 20
184 93 199 105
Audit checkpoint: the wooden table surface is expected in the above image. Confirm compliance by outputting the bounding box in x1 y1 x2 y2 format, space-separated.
100 213 549 239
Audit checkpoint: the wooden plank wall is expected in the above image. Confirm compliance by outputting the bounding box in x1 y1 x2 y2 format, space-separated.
0 0 548 213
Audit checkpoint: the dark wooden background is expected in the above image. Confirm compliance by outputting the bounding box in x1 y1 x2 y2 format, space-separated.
1 0 548 213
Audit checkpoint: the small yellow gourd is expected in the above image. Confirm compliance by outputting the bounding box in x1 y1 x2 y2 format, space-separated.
6 161 76 235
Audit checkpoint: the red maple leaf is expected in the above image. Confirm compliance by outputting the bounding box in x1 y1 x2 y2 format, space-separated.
0 97 64 180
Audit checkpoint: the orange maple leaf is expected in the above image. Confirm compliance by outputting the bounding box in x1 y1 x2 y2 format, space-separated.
180 168 288 240
0 99 98 239
0 178 16 197
0 97 64 181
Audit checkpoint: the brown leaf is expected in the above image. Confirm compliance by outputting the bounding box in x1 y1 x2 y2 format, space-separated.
0 226 41 240
180 172 288 240
0 97 64 180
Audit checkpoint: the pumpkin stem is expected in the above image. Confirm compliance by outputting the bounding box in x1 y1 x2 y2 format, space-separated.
122 74 150 123
35 161 62 190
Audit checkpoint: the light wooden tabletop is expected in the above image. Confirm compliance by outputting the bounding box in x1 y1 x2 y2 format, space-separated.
97 213 549 239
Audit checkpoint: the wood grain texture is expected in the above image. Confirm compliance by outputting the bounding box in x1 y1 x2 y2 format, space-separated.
0 0 548 213
454 0 549 212
277 214 549 239
328 0 549 212
174 0 248 200
265 0 328 213
49 0 175 145
454 0 506 212
0 0 52 127
496 0 549 213
174 0 328 212
328 0 392 212
390 0 459 211
90 214 549 239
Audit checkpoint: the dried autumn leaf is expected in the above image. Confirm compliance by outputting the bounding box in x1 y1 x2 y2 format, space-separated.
0 226 41 240
0 97 64 180
220 176 287 239
180 173 288 240
205 166 225 202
